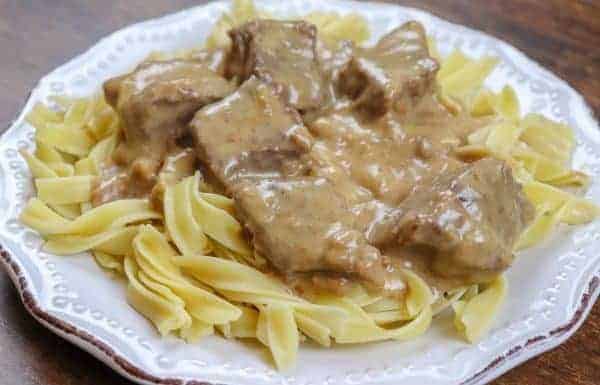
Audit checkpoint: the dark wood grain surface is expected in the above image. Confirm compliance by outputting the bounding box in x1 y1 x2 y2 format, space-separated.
0 1 598 384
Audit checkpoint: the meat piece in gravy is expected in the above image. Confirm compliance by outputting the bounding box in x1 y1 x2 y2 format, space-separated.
301 38 355 122
393 158 535 284
95 17 536 297
91 147 198 208
308 110 462 206
226 20 327 112
337 21 439 119
233 177 388 286
149 148 197 209
95 59 235 206
192 77 390 290
104 59 235 179
191 77 313 190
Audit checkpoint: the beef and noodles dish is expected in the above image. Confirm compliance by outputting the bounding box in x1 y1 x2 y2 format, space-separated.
97 19 533 297
20 2 596 370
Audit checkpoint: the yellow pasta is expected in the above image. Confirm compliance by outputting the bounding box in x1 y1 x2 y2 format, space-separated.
189 174 252 255
163 176 210 256
50 162 76 177
257 304 299 370
561 197 599 225
133 225 242 325
198 192 235 214
471 86 520 121
20 150 58 179
516 207 565 250
368 309 411 325
359 273 432 325
88 133 118 164
225 291 348 340
314 296 432 344
35 176 94 205
403 269 434 317
294 312 332 347
63 98 94 129
180 318 214 343
439 55 499 100
520 113 574 163
30 141 74 178
304 11 369 44
437 50 469 81
514 180 599 248
20 198 159 236
174 254 300 301
20 198 72 234
431 288 468 315
124 256 192 336
48 203 81 220
496 86 521 120
512 145 589 187
93 251 124 274
88 100 119 140
366 295 411 324
470 89 496 117
485 121 523 156
44 226 138 255
453 276 507 342
218 305 259 339
26 102 63 128
74 157 98 176
173 253 351 347
35 123 94 157
449 52 598 247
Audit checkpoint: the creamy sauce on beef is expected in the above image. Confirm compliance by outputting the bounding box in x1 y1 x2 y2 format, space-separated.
226 20 329 113
98 20 534 298
95 54 235 205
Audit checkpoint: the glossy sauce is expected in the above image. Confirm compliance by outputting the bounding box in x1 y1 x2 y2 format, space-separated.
95 54 235 205
100 20 534 298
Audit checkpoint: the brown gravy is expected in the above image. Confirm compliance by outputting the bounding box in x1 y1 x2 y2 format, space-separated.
98 19 534 298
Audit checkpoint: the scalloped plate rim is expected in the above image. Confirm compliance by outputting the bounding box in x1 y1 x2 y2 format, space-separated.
0 1 598 385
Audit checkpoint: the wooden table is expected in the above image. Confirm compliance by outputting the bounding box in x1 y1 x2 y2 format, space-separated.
0 1 598 384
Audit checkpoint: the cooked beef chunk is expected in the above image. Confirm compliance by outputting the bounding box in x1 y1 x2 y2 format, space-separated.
233 177 387 286
190 47 229 76
337 21 439 119
95 59 234 207
96 18 537 295
192 77 390 289
191 77 312 189
394 158 535 283
226 20 327 112
104 59 235 178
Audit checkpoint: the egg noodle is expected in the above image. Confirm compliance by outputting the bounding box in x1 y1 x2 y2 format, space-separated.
18 0 597 370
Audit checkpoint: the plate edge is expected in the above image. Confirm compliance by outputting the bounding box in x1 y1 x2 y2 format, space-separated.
0 1 598 384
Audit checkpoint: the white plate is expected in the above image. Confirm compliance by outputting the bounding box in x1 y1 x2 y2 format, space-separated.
0 1 599 384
